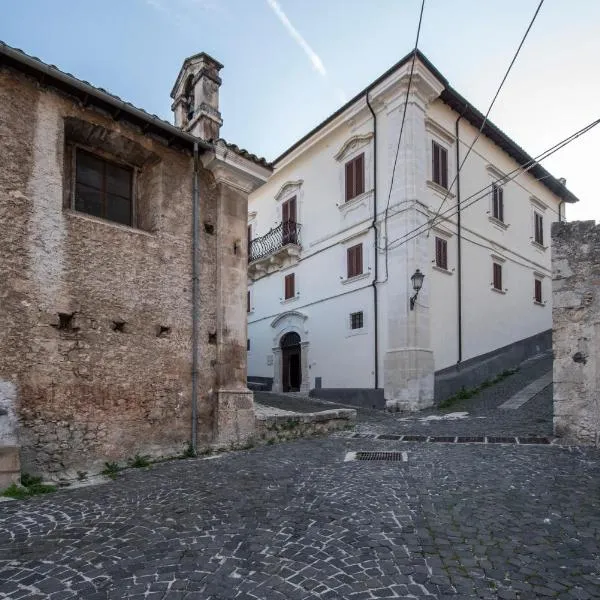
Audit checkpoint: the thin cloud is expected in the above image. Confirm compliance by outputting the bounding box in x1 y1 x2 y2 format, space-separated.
265 0 326 77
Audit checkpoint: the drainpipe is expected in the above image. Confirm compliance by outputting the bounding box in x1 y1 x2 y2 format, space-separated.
366 93 379 389
455 115 463 366
191 142 200 453
558 200 564 223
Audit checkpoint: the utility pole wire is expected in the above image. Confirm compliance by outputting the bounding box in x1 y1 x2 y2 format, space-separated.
385 117 600 252
424 0 545 235
379 0 426 284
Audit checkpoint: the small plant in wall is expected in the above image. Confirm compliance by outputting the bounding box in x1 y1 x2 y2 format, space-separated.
101 461 121 479
129 454 151 469
2 473 57 500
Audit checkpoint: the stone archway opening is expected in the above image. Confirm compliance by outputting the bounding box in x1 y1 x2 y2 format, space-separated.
280 331 301 392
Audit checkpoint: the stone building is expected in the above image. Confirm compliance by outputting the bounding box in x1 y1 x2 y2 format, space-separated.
246 50 579 410
0 41 270 480
553 220 600 446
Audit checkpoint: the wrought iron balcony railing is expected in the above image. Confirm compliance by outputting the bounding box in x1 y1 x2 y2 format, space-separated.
248 220 301 263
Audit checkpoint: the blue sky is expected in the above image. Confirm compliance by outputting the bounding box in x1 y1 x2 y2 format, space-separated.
2 0 598 220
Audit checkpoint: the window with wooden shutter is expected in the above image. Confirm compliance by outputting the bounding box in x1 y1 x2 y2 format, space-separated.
247 290 251 313
534 212 544 245
282 196 297 245
284 273 295 300
493 263 503 291
345 153 365 201
435 237 448 270
347 244 363 278
534 279 543 303
492 184 504 222
432 141 448 189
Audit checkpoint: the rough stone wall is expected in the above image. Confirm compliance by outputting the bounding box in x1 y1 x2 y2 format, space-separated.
552 220 600 445
0 67 223 478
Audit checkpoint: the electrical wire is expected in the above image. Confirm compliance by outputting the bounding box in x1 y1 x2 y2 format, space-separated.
426 0 545 232
385 117 600 252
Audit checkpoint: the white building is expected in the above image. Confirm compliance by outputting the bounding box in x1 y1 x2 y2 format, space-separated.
247 51 578 411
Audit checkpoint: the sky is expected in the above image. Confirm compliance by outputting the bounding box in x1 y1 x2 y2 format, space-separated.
1 0 598 221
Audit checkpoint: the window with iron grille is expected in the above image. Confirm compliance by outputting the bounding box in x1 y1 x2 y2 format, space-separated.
493 262 503 291
345 153 365 201
534 278 543 303
75 148 133 226
432 141 448 189
284 273 295 300
350 311 364 330
534 212 544 245
347 243 363 278
492 183 504 222
435 237 448 270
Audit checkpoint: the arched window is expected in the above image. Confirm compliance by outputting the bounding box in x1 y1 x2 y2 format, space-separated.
184 74 195 122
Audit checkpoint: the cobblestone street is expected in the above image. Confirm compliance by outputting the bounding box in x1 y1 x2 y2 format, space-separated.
1 355 599 599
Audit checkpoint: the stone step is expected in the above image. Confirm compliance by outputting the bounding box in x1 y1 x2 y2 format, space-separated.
0 446 20 489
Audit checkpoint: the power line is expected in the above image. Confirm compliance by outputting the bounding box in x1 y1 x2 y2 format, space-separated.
380 0 426 284
426 0 545 232
385 117 600 252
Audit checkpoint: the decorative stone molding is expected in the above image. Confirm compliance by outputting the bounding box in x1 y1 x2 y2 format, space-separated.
201 140 271 194
530 195 548 211
270 310 308 330
334 133 374 162
486 164 507 181
274 180 303 203
425 118 455 146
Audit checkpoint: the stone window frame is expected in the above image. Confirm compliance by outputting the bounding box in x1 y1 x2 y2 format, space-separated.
66 142 140 229
533 271 546 306
346 308 369 338
334 133 374 210
425 120 456 200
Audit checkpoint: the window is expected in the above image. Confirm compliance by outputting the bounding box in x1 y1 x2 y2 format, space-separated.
347 243 363 278
247 225 252 254
345 153 365 201
282 196 297 245
435 237 448 270
350 311 364 330
493 263 503 291
432 141 448 189
247 338 251 351
492 183 504 222
75 149 133 226
284 273 295 300
534 212 544 245
534 279 543 303
247 290 251 313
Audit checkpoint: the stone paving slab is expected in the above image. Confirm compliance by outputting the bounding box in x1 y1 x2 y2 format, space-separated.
499 372 553 410
0 435 599 599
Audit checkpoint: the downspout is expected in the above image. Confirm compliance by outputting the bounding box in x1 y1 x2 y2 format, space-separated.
191 142 200 453
558 200 564 223
366 93 379 389
455 115 463 366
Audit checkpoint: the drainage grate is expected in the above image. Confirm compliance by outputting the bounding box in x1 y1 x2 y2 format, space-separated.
456 436 485 443
430 436 457 443
402 435 428 442
346 451 408 462
487 436 518 444
517 437 551 445
378 434 402 440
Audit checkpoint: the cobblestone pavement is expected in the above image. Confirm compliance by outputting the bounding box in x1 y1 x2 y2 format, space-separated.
2 356 599 600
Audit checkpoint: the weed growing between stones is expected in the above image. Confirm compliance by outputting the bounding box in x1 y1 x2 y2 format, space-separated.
3 474 57 500
101 461 121 479
439 367 519 410
129 454 151 469
182 442 197 458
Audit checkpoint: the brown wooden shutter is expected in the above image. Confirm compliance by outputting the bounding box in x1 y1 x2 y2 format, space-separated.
440 146 448 188
355 153 365 196
285 273 295 299
345 161 354 201
432 141 440 185
535 279 542 303
493 263 502 290
498 186 504 222
355 244 363 276
441 239 447 269
247 291 251 313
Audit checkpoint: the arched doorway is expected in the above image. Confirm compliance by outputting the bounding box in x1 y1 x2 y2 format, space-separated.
281 332 301 392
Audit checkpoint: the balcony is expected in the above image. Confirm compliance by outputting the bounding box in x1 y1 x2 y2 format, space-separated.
248 220 302 280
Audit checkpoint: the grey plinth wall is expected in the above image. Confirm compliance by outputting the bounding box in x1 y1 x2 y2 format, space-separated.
552 220 600 446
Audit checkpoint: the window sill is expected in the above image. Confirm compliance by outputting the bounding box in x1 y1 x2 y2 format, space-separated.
280 296 299 305
533 300 546 307
346 327 368 338
432 265 453 275
342 272 370 285
426 180 455 199
338 190 372 211
488 216 509 230
491 287 506 295
531 240 547 252
64 209 154 236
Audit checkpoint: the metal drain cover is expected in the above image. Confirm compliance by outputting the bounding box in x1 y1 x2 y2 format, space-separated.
345 451 408 462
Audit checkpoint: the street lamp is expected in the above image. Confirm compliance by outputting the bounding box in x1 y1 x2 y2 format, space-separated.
410 269 425 310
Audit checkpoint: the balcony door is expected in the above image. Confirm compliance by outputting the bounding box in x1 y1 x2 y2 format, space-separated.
282 196 297 246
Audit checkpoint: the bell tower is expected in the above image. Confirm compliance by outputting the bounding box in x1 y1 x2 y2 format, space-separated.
171 52 223 141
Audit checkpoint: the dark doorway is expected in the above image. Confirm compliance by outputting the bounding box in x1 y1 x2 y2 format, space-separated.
281 331 301 392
